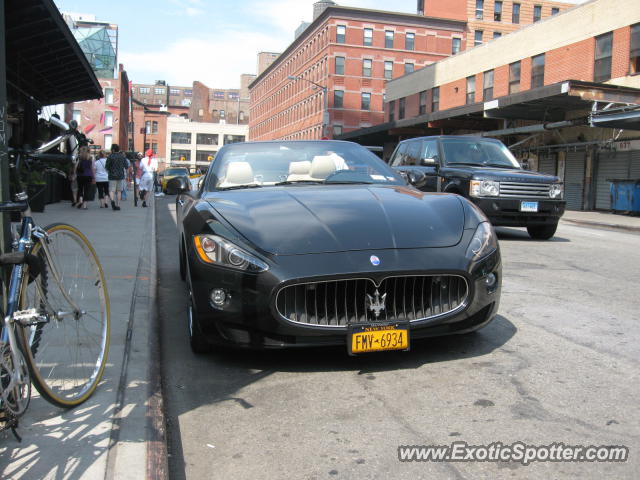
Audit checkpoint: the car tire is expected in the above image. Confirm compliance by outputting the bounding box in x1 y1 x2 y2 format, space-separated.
527 222 558 240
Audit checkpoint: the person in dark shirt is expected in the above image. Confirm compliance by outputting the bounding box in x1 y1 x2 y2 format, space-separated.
105 143 129 211
75 146 95 209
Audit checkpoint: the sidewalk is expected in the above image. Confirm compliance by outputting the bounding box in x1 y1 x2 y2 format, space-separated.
0 193 166 479
561 209 640 232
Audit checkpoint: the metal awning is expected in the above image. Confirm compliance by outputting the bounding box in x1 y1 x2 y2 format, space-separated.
5 0 103 105
590 108 640 130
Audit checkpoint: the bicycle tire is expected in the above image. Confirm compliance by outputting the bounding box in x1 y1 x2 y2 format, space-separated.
17 223 110 408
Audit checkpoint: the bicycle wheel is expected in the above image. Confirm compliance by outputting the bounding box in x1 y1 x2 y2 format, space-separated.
17 223 110 408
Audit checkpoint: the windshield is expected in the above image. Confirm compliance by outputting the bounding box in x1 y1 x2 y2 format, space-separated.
441 139 521 168
165 168 189 176
205 141 405 190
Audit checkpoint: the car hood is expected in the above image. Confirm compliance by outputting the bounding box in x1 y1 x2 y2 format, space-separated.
204 185 465 255
444 166 559 182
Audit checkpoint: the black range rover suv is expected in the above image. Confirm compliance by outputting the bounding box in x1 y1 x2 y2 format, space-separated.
390 136 565 240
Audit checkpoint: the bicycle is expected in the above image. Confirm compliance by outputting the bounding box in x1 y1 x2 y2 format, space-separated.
0 117 111 440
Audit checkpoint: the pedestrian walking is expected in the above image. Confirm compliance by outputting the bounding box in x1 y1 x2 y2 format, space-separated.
106 143 129 211
75 146 95 210
94 149 110 208
139 150 154 208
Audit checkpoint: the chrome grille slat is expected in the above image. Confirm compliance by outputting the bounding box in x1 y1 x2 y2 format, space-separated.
499 182 550 199
276 275 469 328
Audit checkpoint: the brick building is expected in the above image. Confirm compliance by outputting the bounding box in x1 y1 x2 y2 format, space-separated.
341 0 640 212
420 0 574 50
249 2 466 141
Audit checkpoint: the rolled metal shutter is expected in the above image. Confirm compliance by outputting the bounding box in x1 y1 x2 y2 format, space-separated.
595 151 632 210
630 150 640 178
564 151 585 210
538 153 557 176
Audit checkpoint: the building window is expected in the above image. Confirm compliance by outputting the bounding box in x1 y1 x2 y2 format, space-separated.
594 32 613 82
332 90 343 108
171 132 192 144
145 120 151 134
551 7 559 15
335 56 345 75
72 109 82 125
224 135 245 145
474 30 483 46
631 23 640 74
152 121 158 134
404 62 414 74
494 1 502 21
483 70 494 101
213 91 225 99
419 90 427 114
154 87 165 95
531 53 545 88
431 87 439 112
139 87 150 94
170 88 181 95
405 32 415 51
512 3 520 23
475 0 484 19
509 61 521 94
333 125 343 137
466 76 476 104
364 28 373 46
336 25 346 44
184 89 192 96
384 61 393 80
452 37 461 54
389 100 395 122
196 150 216 163
152 143 158 155
104 134 112 151
239 111 245 122
104 88 114 104
363 58 372 77
385 30 394 48
144 142 150 153
361 92 371 110
103 111 113 127
196 134 219 145
398 97 405 119
171 149 191 162
493 31 502 39
533 5 542 22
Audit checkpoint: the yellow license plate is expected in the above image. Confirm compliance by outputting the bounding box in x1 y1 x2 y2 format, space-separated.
349 325 409 354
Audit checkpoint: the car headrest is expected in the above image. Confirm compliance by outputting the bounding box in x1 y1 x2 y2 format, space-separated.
288 161 311 175
310 155 336 180
222 161 254 186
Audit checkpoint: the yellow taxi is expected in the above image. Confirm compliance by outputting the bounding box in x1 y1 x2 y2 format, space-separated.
161 167 190 193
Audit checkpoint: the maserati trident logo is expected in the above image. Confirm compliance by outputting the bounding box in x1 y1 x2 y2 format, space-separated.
366 289 387 319
370 255 380 266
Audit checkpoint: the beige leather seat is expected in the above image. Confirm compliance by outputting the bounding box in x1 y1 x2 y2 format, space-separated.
218 161 255 188
309 155 336 180
287 161 312 181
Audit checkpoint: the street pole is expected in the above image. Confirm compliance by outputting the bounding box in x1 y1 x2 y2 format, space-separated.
0 0 10 303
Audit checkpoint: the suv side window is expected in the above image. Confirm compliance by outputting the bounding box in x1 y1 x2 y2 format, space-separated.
405 141 421 165
391 142 408 166
420 139 439 165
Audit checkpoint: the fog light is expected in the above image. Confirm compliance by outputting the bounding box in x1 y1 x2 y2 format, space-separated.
485 273 497 288
210 288 227 307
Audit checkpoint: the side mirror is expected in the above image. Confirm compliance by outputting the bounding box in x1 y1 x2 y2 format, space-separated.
406 170 427 188
166 176 190 195
421 156 438 166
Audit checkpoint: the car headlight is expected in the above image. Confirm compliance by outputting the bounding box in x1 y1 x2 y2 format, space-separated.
470 180 500 197
466 222 498 260
194 234 268 272
549 183 563 199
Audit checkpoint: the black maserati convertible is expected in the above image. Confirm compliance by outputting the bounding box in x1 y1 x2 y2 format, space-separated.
176 140 501 354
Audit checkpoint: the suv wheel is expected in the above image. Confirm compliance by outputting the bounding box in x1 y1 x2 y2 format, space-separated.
527 223 558 240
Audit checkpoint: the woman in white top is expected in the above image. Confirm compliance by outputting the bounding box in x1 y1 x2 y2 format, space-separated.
94 150 110 208
139 153 154 208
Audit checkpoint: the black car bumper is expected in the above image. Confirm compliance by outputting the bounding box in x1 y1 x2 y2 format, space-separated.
186 237 502 350
471 197 565 227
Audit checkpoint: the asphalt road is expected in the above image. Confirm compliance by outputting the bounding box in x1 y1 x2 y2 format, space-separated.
156 195 640 480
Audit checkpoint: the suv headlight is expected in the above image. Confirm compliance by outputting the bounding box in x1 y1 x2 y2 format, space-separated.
194 234 268 272
549 183 563 199
466 222 498 260
470 180 500 197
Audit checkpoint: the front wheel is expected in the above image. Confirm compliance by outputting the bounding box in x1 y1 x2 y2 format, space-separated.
527 222 558 240
18 223 110 408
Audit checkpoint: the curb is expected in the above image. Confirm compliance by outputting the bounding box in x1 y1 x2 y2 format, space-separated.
147 195 169 478
561 218 640 233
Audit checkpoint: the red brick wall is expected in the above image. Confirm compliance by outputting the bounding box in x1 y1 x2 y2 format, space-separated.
545 38 594 84
424 0 467 21
493 64 510 98
612 26 631 78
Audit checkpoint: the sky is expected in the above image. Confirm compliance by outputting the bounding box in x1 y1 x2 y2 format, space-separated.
53 0 586 89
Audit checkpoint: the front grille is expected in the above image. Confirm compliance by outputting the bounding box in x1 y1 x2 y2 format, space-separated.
275 275 469 328
499 182 550 198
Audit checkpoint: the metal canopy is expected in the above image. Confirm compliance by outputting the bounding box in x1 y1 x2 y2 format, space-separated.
5 0 103 105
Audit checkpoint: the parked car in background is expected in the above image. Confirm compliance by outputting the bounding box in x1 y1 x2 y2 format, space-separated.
175 140 501 354
161 167 190 194
390 136 566 239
